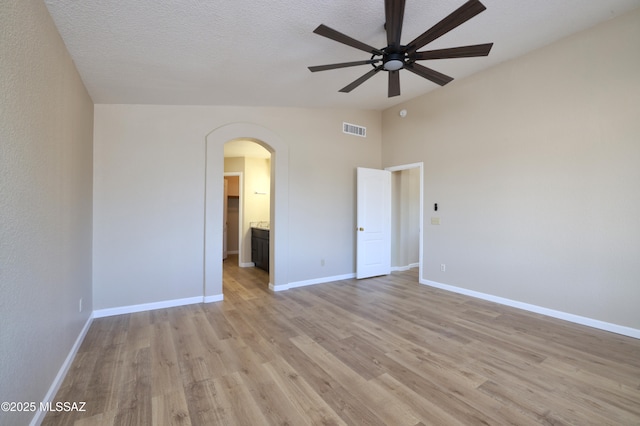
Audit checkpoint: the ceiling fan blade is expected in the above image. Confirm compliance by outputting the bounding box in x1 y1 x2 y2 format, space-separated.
414 43 493 60
314 24 384 55
405 63 453 86
308 59 381 72
406 0 487 52
339 66 383 93
385 0 406 49
388 70 401 97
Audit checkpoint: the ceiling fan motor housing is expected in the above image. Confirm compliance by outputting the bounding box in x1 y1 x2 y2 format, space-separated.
383 51 405 71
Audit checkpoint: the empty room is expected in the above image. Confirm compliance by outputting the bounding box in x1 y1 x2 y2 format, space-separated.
1 0 639 425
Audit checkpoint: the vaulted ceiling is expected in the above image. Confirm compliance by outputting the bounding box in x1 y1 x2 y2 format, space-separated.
45 0 640 110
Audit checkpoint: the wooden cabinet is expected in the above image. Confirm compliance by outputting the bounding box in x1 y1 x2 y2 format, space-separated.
251 228 269 272
225 176 239 197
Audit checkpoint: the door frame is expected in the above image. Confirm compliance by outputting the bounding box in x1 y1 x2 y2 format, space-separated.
223 172 243 262
385 162 424 280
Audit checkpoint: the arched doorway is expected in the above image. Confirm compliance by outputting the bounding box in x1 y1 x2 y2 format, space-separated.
223 139 271 269
204 123 289 301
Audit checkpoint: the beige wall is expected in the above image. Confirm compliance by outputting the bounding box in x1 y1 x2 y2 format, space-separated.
243 157 271 264
93 105 381 309
0 1 94 424
382 9 640 329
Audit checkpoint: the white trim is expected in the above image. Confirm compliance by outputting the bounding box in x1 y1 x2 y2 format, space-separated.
93 296 203 318
270 273 356 292
385 162 423 172
204 294 224 303
30 314 93 426
391 263 420 272
421 279 640 339
239 262 255 268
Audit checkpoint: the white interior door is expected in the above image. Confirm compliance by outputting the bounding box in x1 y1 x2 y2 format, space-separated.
356 167 391 279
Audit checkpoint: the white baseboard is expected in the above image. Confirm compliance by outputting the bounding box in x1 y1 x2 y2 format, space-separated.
391 263 420 272
421 279 640 339
204 294 224 303
93 296 203 318
30 314 93 426
270 273 356 292
239 262 255 268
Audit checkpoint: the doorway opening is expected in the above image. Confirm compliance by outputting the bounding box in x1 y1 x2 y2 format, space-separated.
223 140 271 288
204 123 289 302
355 163 423 281
387 162 423 279
223 172 242 260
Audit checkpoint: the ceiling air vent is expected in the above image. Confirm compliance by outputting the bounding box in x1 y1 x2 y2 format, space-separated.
343 122 366 137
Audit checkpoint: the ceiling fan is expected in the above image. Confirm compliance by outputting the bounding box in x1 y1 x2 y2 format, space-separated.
308 0 493 97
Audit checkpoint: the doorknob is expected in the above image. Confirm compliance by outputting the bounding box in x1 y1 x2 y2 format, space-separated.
359 227 364 231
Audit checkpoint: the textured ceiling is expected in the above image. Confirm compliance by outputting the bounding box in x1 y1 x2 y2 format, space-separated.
44 0 640 110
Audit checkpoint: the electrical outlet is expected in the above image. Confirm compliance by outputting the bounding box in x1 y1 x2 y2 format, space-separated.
79 298 83 313
440 264 446 272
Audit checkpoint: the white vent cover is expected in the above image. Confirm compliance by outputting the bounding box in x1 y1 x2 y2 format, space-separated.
343 122 366 137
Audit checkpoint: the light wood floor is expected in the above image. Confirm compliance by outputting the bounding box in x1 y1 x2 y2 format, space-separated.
44 256 640 425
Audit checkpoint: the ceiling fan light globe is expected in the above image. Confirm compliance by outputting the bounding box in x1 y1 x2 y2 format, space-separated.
384 59 404 71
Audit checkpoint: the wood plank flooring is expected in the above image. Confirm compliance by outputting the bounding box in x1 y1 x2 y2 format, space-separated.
44 256 640 425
